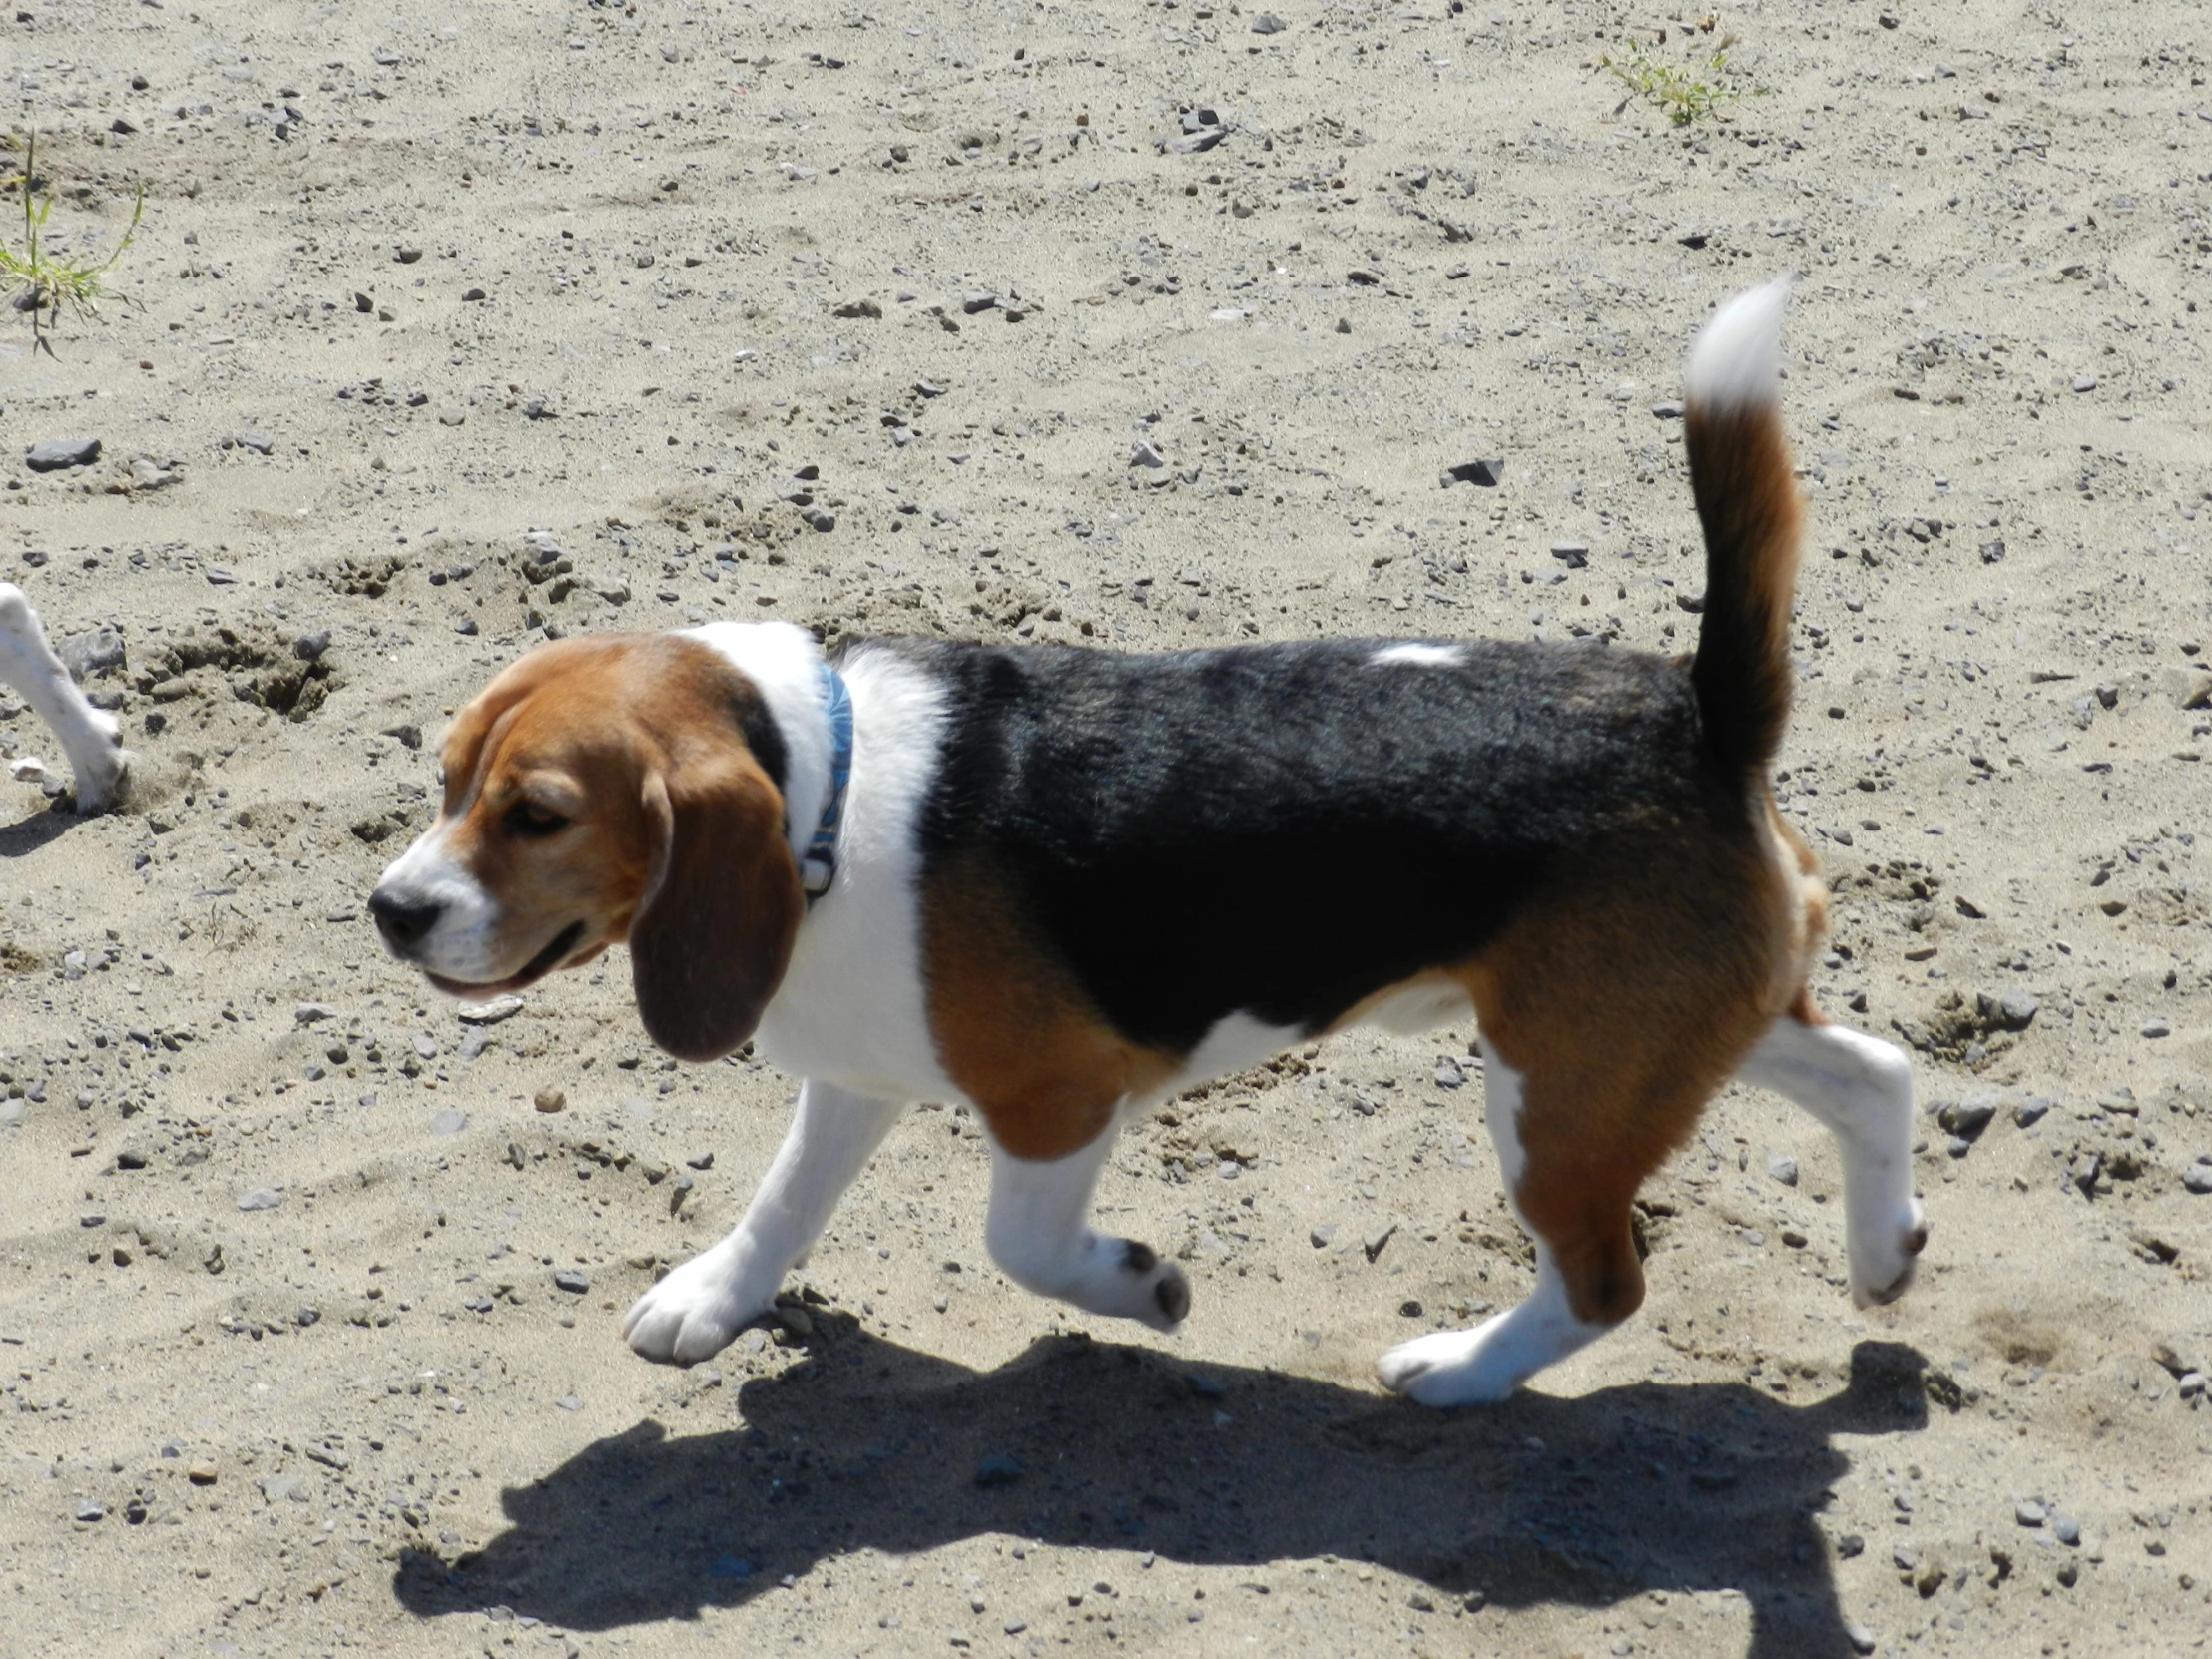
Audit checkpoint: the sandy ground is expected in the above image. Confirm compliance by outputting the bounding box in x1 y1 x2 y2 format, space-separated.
3 1 2211 1655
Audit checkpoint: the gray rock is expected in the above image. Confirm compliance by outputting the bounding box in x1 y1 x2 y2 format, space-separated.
553 1269 590 1294
1549 540 1589 569
2184 1163 2212 1196
2071 375 2097 393
0 1101 22 1128
74 1500 104 1522
293 1002 338 1025
686 1151 715 1171
2012 1095 2054 1129
1767 1152 1799 1187
292 630 331 662
961 291 999 315
1433 1060 1464 1088
238 431 276 455
1310 1224 1337 1248
1252 11 1286 31
428 1108 468 1137
237 1187 283 1212
457 995 524 1025
588 575 630 604
1130 440 1166 468
1650 399 1685 419
129 458 179 490
1844 1623 1877 1656
2142 1017 2172 1039
1362 1219 1397 1261
1442 458 1505 487
2016 1500 2046 1526
2053 1515 2080 1546
1938 1095 1999 1139
260 1473 306 1503
555 1394 583 1412
26 438 101 472
1961 990 2026 1031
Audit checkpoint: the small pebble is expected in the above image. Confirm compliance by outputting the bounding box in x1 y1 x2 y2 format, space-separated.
428 1108 468 1137
236 1187 283 1212
2016 1500 2047 1527
2141 1018 2172 1039
1767 1153 1799 1187
1844 1623 1877 1657
534 1088 567 1114
74 1500 104 1523
553 1269 590 1294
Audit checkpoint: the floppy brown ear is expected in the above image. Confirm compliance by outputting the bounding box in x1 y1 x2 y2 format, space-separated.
629 756 804 1063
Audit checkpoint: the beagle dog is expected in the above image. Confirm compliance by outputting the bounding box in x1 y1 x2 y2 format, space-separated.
0 583 129 814
370 280 1926 1405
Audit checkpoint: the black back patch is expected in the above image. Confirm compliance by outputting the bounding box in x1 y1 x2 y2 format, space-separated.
867 637 1741 1057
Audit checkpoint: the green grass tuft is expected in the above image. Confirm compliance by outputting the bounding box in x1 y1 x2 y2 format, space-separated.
1600 38 1762 127
2 131 145 357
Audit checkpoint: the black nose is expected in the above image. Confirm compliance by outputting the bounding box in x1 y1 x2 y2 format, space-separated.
369 888 442 952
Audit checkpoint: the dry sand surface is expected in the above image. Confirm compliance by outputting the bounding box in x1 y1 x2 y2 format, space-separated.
4 0 2211 1655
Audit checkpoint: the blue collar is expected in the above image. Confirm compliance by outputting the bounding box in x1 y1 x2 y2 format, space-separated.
799 663 853 903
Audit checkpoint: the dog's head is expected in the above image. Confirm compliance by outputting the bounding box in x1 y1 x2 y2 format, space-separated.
368 633 804 1061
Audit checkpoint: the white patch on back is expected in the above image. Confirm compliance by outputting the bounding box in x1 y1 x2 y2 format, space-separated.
1370 642 1464 669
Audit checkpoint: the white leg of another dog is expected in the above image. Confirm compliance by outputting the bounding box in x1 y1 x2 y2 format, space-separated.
1737 1015 1927 1307
985 1123 1191 1331
1377 1050 1611 1405
623 1079 905 1366
0 584 127 814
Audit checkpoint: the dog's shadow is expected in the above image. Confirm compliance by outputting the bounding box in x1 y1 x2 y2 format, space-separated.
395 1330 1929 1657
0 801 81 857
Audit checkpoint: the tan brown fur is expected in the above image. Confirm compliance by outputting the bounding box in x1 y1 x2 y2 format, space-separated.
422 635 801 1050
1455 817 1807 1328
920 853 1179 1161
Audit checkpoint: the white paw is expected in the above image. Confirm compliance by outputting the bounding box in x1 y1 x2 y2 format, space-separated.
73 745 128 816
1376 1322 1524 1407
1849 1196 1929 1309
1117 1243 1190 1331
622 1251 776 1367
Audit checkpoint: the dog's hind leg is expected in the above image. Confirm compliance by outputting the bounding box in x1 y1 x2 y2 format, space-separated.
1378 1045 1677 1405
984 1118 1190 1332
1737 1002 1926 1307
0 584 127 813
624 1079 905 1365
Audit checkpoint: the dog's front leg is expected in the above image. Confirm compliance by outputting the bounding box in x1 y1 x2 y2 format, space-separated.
624 1079 905 1366
984 1122 1190 1330
0 584 128 814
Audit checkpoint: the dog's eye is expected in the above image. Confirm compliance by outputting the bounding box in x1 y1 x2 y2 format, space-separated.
505 801 569 838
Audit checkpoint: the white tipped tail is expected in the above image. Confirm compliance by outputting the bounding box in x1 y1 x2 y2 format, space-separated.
1685 275 1793 411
